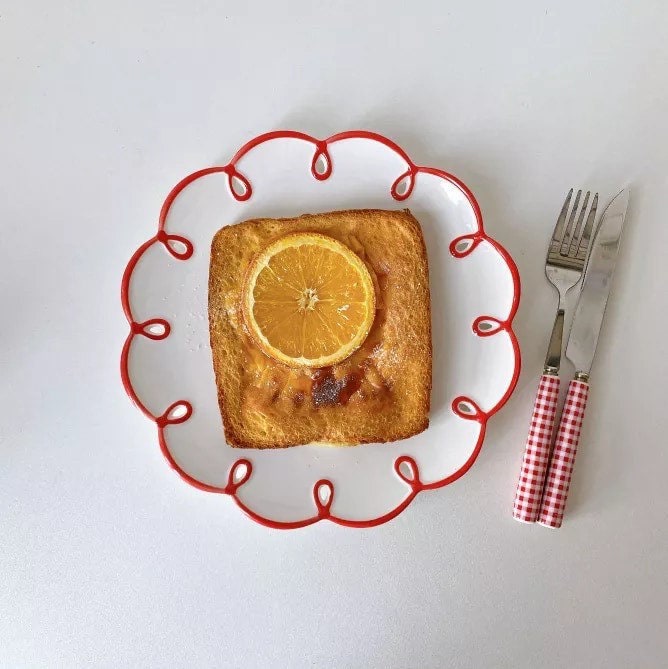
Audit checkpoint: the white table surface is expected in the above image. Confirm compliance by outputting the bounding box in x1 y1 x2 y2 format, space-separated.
2 1 667 667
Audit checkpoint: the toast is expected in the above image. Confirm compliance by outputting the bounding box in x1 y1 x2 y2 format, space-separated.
208 209 432 448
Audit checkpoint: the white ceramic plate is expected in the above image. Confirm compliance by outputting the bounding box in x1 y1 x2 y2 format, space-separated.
121 131 520 528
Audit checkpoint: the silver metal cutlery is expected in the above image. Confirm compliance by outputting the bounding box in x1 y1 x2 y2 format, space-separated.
513 187 629 527
537 188 630 527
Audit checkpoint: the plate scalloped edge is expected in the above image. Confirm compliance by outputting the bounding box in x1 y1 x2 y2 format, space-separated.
120 130 521 529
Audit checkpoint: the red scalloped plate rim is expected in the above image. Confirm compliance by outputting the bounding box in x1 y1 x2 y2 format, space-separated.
120 129 521 529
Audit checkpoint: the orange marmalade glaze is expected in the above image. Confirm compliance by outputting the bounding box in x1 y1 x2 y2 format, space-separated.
240 234 392 414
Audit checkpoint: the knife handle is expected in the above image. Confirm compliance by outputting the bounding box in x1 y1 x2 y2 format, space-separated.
512 374 560 523
538 378 589 528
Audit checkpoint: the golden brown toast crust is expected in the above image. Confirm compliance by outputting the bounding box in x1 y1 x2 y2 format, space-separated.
208 209 432 448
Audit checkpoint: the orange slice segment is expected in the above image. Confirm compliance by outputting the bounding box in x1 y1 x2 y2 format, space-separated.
242 232 376 368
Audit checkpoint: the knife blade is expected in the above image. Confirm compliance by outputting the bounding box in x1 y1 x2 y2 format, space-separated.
565 188 630 378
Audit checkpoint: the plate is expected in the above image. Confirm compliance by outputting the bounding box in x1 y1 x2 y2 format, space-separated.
121 130 520 528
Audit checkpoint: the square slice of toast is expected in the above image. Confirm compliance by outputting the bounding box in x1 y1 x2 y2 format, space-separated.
208 209 431 448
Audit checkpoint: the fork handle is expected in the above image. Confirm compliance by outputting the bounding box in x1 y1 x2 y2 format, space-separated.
538 378 589 528
512 374 560 523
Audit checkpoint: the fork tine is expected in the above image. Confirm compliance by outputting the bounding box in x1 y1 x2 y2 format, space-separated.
560 189 582 255
578 192 599 255
552 188 573 244
568 190 590 256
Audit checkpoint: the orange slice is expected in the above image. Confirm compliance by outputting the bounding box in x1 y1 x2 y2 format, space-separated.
242 232 376 368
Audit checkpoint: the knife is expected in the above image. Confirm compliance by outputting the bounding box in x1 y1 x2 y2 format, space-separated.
537 188 630 528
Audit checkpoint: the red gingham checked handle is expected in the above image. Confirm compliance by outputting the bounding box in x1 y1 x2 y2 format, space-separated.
512 374 560 523
538 379 590 528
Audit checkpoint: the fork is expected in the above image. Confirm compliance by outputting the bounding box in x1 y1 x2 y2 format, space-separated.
512 189 598 523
